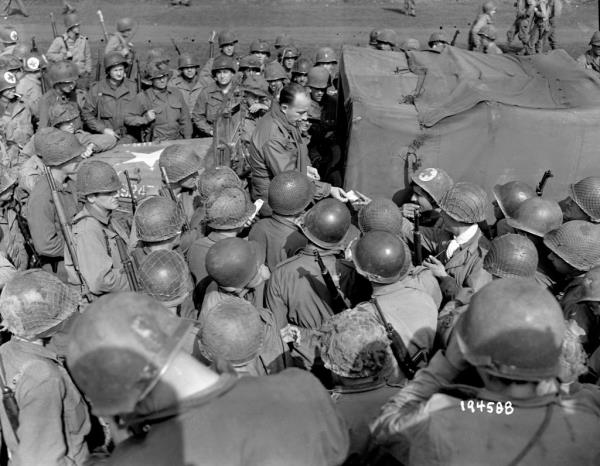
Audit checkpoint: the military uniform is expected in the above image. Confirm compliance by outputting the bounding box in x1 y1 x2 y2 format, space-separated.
191 81 232 136
0 206 27 270
125 86 192 141
104 32 134 66
469 13 494 51
46 34 92 76
108 369 350 466
248 214 308 271
0 98 33 165
187 231 231 284
169 74 204 114
15 73 42 120
308 94 341 183
0 338 91 465
577 51 600 75
65 204 130 296
561 277 600 355
86 77 139 142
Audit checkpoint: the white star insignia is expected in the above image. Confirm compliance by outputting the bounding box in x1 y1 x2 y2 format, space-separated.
122 149 164 168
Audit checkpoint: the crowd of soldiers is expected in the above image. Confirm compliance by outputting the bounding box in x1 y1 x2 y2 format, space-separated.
0 1 599 465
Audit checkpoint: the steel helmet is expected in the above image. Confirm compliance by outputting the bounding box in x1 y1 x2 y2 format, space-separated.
492 180 536 218
400 38 421 51
439 182 489 224
103 52 128 71
590 31 600 46
478 25 497 41
198 166 242 203
48 60 78 85
574 266 600 302
569 176 600 222
315 47 337 64
281 46 299 59
211 55 237 73
428 31 449 47
116 17 136 33
0 27 18 45
369 29 381 46
249 39 270 55
264 61 287 82
0 269 80 340
66 292 193 416
238 55 262 71
483 233 538 279
268 170 314 216
307 66 330 89
292 57 312 75
76 160 121 197
241 75 269 98
298 198 351 249
506 197 563 237
34 127 85 167
205 238 260 288
11 43 29 59
134 196 184 242
358 198 405 236
138 250 193 308
145 61 171 81
352 230 411 284
376 29 398 46
178 53 200 69
0 54 22 72
543 220 600 272
0 71 17 93
198 297 264 366
320 307 390 378
146 48 169 65
411 167 454 205
274 34 293 49
49 101 79 127
159 144 202 183
206 186 255 230
456 279 565 381
23 53 46 72
218 30 238 47
482 0 497 13
63 13 80 30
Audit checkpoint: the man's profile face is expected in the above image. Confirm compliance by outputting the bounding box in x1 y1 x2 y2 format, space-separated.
281 92 310 125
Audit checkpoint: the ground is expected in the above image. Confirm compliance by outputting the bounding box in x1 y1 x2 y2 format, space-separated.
9 0 600 66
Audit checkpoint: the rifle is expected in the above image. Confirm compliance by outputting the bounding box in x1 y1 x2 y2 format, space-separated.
124 170 137 214
170 37 181 56
10 200 41 268
450 30 460 46
313 250 351 314
413 209 423 265
30 36 38 53
96 10 109 43
43 166 92 302
208 30 216 59
160 166 191 231
0 358 19 443
95 38 104 83
371 297 425 379
536 170 553 196
135 56 142 93
114 236 139 291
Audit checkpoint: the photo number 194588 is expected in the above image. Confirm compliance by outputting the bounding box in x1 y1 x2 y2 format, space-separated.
460 400 514 415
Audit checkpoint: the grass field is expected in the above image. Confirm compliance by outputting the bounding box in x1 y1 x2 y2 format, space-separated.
11 0 600 66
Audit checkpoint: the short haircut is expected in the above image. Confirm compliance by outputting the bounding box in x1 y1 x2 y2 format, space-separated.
279 82 308 106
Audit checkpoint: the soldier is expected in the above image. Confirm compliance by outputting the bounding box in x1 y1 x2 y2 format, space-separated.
469 1 497 51
64 160 131 295
66 292 350 464
238 55 262 81
479 25 503 54
491 179 536 235
0 53 22 80
577 32 600 74
236 74 270 142
352 231 438 374
16 53 44 121
249 83 347 215
507 0 533 52
291 56 311 87
46 13 92 80
0 168 26 269
104 17 137 71
314 46 338 97
560 176 600 223
0 70 32 166
415 182 491 302
0 25 19 56
375 29 398 51
368 29 381 49
25 128 83 280
197 29 238 87
248 171 309 270
125 61 192 141
187 186 255 284
371 279 600 465
274 34 294 58
249 39 271 67
138 248 194 316
280 46 300 79
197 296 289 376
86 52 139 144
266 198 371 367
529 0 551 54
428 31 450 52
0 270 90 464
192 55 238 137
169 53 203 112
264 60 287 101
320 308 398 457
398 167 453 227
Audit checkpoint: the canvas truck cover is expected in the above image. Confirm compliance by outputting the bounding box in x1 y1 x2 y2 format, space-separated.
339 45 600 201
